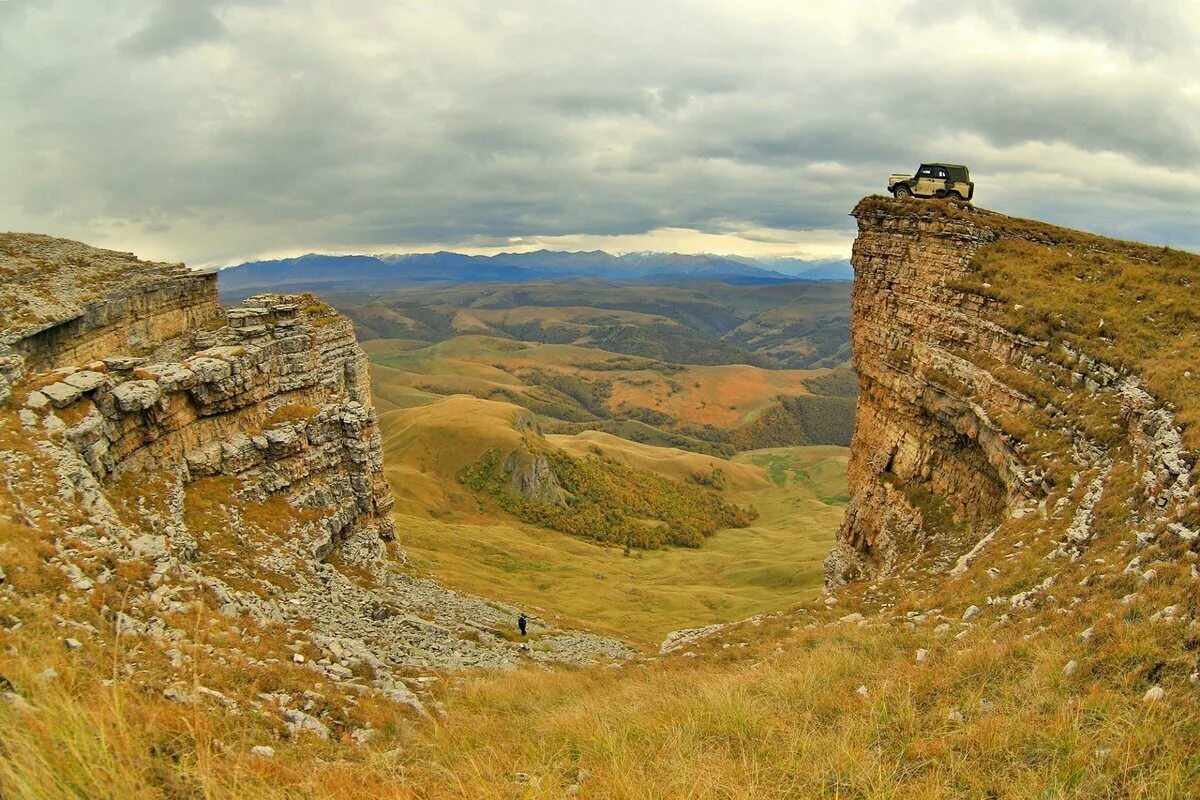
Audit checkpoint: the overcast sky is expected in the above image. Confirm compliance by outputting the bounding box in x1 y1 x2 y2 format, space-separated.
1 1 1197 266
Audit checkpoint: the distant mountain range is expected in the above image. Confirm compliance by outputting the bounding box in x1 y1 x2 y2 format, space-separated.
217 249 852 298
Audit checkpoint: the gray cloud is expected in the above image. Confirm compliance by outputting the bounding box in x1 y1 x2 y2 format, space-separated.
0 0 1197 265
120 1 228 57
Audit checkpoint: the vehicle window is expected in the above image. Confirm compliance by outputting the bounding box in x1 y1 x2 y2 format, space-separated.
934 168 948 179
918 166 933 177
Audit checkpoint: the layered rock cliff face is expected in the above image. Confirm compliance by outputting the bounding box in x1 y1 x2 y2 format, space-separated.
0 233 632 729
827 198 1194 587
0 233 219 379
2 233 397 575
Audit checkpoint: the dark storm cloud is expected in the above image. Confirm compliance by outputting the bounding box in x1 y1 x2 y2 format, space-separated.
0 0 1196 264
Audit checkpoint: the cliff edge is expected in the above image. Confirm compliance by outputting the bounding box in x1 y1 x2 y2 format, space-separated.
0 233 632 735
827 198 1195 590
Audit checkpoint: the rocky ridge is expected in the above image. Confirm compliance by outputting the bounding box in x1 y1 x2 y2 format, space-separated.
0 234 633 740
826 198 1194 588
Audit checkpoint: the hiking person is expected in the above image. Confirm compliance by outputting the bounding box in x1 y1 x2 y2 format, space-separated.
518 613 528 637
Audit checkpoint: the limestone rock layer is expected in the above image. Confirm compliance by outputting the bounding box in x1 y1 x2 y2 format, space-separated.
827 198 1191 586
0 234 633 699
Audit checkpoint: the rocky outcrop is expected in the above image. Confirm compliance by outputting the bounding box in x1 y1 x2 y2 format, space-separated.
0 233 219 379
826 199 1193 587
504 451 566 505
19 293 396 562
0 234 635 725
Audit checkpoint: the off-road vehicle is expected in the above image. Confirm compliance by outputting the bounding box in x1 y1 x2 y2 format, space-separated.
888 163 974 201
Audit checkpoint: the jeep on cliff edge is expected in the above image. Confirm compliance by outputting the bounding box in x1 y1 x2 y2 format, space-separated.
888 163 974 202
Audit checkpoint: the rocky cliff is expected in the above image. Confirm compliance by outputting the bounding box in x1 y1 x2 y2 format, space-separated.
0 233 632 734
826 198 1194 588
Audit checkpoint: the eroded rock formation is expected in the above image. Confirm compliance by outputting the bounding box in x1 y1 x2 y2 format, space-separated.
827 199 1193 587
0 233 633 727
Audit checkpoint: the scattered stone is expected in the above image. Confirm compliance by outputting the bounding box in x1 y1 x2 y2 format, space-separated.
350 727 378 745
915 649 928 664
839 612 864 624
64 637 83 651
1169 523 1198 543
962 605 980 621
283 707 330 739
1063 660 1078 678
934 623 951 636
660 622 729 653
197 686 231 706
855 684 869 698
324 663 353 680
2 692 36 714
1078 627 1094 644
163 687 190 703
1150 605 1179 623
1143 685 1165 704
292 653 305 664
129 535 167 559
250 745 275 758
946 709 964 724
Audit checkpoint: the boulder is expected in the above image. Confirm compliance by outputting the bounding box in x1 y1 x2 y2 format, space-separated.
24 390 50 411
282 707 330 739
41 381 83 408
63 370 106 392
112 380 161 412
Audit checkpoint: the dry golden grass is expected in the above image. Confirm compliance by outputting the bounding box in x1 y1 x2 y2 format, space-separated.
264 404 320 427
966 236 1200 447
4 205 1199 797
2 572 1198 800
364 335 824 431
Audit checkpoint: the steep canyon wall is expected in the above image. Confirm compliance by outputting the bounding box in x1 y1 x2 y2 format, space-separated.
826 199 1193 587
0 234 632 731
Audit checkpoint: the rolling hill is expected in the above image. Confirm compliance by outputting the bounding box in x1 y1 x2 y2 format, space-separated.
363 335 856 455
334 279 853 370
376 393 847 639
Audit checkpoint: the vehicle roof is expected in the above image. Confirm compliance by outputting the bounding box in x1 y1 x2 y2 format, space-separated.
921 163 968 169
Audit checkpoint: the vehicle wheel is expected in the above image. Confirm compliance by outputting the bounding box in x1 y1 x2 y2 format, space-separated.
892 185 912 199
947 191 964 202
